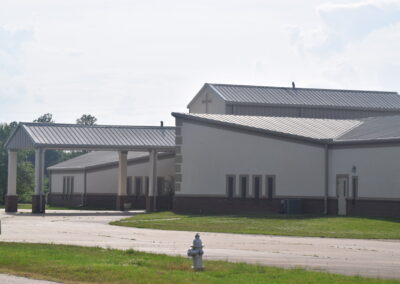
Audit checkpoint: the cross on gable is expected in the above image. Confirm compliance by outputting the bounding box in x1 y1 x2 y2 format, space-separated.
201 93 212 113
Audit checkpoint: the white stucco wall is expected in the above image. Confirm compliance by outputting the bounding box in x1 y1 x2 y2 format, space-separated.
178 121 326 197
188 89 226 114
330 146 400 199
50 172 85 194
85 156 175 194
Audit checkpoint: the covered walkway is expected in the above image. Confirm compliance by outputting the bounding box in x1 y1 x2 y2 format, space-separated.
3 123 175 213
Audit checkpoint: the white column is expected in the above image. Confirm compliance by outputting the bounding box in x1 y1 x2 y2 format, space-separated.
7 150 17 196
34 148 44 195
118 151 128 196
148 149 158 210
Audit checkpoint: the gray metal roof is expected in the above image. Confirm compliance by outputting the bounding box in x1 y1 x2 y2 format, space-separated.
336 116 400 142
173 112 360 141
172 112 400 144
205 83 400 111
5 123 176 151
48 151 174 171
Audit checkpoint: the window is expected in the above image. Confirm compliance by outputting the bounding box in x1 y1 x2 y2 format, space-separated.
352 176 358 205
70 176 74 196
253 175 261 199
62 177 67 198
62 176 74 199
127 177 132 195
240 175 248 199
157 177 165 196
134 177 142 196
266 175 275 200
145 176 149 196
226 175 235 198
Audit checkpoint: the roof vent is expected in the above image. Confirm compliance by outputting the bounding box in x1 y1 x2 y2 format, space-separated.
292 81 296 89
160 121 164 127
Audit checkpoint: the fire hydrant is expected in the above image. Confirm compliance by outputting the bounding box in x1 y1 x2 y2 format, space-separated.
187 233 204 271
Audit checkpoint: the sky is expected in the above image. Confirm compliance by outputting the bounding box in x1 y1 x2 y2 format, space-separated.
0 0 399 126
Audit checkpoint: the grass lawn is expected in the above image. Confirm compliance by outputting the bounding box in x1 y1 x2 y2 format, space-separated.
0 243 397 284
111 211 400 239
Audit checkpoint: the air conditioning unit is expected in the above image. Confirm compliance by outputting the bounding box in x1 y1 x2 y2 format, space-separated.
280 199 303 214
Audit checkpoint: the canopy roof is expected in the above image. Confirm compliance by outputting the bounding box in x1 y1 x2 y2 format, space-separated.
5 123 176 151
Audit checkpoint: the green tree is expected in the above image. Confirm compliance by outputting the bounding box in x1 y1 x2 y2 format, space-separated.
33 113 54 123
16 160 35 202
76 114 97 125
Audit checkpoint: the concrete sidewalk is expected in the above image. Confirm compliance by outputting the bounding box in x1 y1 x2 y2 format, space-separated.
0 209 399 279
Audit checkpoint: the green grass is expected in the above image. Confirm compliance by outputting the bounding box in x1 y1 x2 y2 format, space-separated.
111 211 400 239
0 242 397 284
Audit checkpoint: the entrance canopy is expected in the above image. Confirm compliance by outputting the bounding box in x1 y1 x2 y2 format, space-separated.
4 122 176 214
5 123 176 152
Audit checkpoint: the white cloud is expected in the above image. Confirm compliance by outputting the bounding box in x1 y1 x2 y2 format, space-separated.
290 0 400 54
0 0 399 124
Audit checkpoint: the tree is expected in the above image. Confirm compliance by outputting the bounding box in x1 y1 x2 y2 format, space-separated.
34 113 54 123
76 114 97 125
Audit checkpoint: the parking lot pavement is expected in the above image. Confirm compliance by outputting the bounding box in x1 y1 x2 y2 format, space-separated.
0 274 59 284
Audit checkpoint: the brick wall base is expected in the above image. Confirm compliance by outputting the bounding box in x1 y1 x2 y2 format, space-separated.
48 193 173 211
173 196 400 217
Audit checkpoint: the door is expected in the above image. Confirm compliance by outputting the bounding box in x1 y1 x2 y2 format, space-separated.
337 175 348 216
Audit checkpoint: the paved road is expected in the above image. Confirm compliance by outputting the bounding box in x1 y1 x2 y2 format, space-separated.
0 274 58 284
0 209 399 280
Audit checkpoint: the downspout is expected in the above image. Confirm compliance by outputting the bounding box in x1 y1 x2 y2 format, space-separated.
83 169 87 207
323 144 329 215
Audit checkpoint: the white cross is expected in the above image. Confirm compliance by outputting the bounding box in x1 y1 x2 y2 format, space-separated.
201 93 212 113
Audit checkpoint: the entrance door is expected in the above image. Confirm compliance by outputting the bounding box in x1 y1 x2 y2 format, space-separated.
336 175 348 216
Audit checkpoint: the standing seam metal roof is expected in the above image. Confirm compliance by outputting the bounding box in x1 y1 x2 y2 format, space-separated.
206 83 400 110
48 151 175 171
173 112 360 141
172 112 400 144
5 123 176 150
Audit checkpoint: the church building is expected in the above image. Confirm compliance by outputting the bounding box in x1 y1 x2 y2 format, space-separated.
5 83 400 217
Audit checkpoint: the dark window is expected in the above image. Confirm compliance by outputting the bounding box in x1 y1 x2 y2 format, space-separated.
240 176 248 199
253 176 261 199
157 177 165 196
70 176 74 197
135 177 142 196
267 176 275 200
127 177 132 195
62 177 66 199
145 176 149 196
226 175 235 198
352 176 358 205
66 177 70 197
63 176 74 199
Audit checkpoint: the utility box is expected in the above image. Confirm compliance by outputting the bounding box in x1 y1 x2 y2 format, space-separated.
281 199 303 214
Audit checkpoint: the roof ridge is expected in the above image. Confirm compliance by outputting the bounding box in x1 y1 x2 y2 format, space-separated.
208 83 398 94
178 112 361 122
20 122 176 129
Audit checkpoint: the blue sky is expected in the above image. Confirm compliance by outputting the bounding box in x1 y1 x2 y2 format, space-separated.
0 0 399 125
